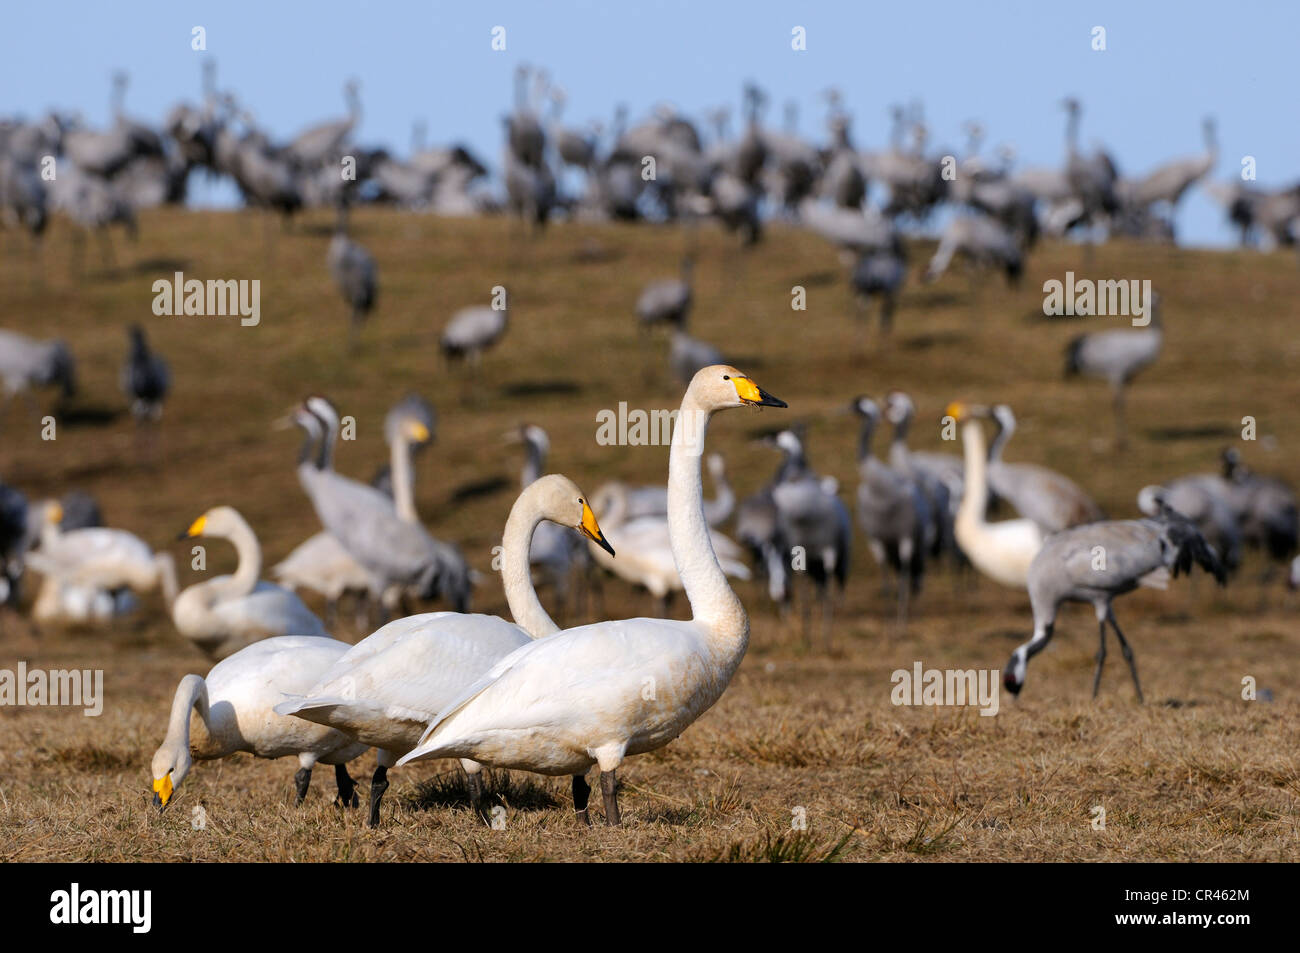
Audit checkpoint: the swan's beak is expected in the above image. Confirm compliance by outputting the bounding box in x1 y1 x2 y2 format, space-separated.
946 401 988 421
179 514 207 541
152 774 173 811
46 502 64 525
579 502 615 557
733 376 787 408
408 421 431 443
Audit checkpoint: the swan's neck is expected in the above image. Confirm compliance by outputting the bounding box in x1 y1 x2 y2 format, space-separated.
213 521 261 600
501 484 557 638
669 394 746 642
958 419 990 525
390 435 418 523
163 674 214 762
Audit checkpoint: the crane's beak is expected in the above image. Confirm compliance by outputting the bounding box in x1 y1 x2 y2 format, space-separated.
578 502 615 557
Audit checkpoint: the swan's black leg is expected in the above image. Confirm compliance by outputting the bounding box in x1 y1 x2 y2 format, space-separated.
334 764 359 808
601 769 621 826
367 766 388 828
466 771 487 823
573 774 591 827
293 766 312 805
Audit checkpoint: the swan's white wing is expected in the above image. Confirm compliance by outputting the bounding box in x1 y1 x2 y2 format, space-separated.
210 582 327 638
275 612 531 753
399 617 715 772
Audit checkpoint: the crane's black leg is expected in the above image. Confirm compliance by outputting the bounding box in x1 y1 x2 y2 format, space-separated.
1107 609 1143 703
600 770 621 826
293 766 312 805
1092 619 1108 698
367 765 389 828
334 764 359 808
572 774 592 827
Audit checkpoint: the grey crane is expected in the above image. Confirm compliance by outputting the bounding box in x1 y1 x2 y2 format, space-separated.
735 486 790 608
327 206 377 350
285 79 361 170
922 213 1022 286
0 153 48 242
1004 494 1226 700
119 324 169 423
592 452 734 529
1064 293 1163 449
819 98 867 209
0 329 75 417
440 296 510 399
668 327 725 386
46 164 137 271
850 397 928 630
1123 117 1217 211
1061 97 1120 236
986 404 1103 533
636 255 694 330
1221 448 1298 572
1205 180 1300 250
763 429 852 648
295 397 471 617
850 247 906 333
1138 479 1241 573
883 390 959 560
799 197 897 257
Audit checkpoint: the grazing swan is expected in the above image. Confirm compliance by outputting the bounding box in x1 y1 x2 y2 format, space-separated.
173 507 328 660
276 474 614 827
150 636 371 811
27 501 177 606
947 402 1046 588
398 366 786 826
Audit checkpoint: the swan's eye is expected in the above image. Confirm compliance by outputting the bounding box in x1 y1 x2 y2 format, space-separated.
722 375 730 380
577 498 584 505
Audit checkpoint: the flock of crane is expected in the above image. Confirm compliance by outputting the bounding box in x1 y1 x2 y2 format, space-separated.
0 64 1297 830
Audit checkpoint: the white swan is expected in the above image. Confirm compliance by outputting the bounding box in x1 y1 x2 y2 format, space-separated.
275 474 614 826
172 506 328 660
26 501 177 607
397 365 786 825
947 402 1046 588
150 636 371 811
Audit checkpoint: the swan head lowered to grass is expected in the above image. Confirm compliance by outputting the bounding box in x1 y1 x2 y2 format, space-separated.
397 365 785 826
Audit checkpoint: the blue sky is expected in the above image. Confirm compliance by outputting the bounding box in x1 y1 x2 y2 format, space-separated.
4 1 1297 246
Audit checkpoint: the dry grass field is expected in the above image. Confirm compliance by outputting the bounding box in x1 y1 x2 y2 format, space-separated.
0 209 1297 861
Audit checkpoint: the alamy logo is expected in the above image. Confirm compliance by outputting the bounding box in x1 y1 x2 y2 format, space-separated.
152 271 261 326
0 663 103 716
890 662 1000 716
595 404 707 450
50 883 151 933
1042 272 1153 326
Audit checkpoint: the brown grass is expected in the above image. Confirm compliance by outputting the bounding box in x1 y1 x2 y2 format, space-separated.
0 209 1297 861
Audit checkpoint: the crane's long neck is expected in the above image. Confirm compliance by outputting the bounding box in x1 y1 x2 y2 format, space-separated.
958 418 990 526
520 440 544 490
500 484 557 638
857 415 878 465
988 420 1012 463
1065 108 1080 156
390 434 418 523
669 392 746 644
